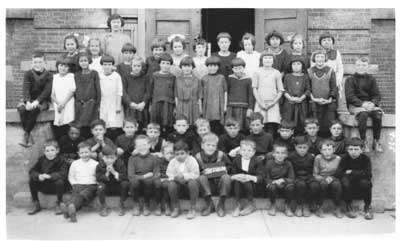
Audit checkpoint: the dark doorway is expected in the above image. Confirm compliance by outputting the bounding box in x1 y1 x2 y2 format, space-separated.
201 9 255 53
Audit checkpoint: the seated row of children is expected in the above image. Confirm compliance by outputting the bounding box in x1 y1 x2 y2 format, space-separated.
28 113 374 222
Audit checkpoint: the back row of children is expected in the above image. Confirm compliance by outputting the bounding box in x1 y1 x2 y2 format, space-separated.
28 115 374 223
19 14 383 154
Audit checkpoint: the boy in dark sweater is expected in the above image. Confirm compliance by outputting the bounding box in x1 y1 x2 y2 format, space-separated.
329 120 349 157
264 143 295 217
28 140 68 215
58 123 85 165
96 146 129 217
345 57 383 153
304 118 324 155
167 116 197 153
337 137 373 220
287 136 319 217
246 112 274 163
147 122 165 154
128 135 161 216
195 133 232 217
85 119 116 161
274 120 296 154
218 118 245 159
115 118 138 166
18 51 52 147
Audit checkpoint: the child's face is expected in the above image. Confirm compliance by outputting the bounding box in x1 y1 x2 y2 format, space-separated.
217 37 231 52
110 18 122 31
135 139 151 155
278 128 294 140
292 38 303 52
44 145 59 160
232 66 245 77
315 54 326 66
122 51 134 63
89 40 101 56
320 38 333 50
243 39 254 53
195 44 206 57
152 47 164 58
146 128 160 140
131 60 142 75
162 146 174 161
181 65 193 75
355 60 369 74
347 145 363 159
172 41 184 56
330 123 343 138
78 56 89 70
207 64 219 74
78 147 91 161
123 122 137 136
174 120 189 135
32 57 45 72
68 127 81 141
291 61 303 73
262 56 274 67
103 154 116 166
320 144 334 159
225 125 239 138
305 124 319 137
175 150 189 163
250 120 263 134
65 38 77 53
92 125 106 139
102 62 113 75
160 60 171 72
240 144 256 160
197 126 210 137
272 146 288 163
58 64 69 75
295 144 309 157
269 36 281 48
202 141 218 155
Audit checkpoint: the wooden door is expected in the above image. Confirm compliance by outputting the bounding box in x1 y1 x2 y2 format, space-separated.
255 9 308 52
145 9 201 57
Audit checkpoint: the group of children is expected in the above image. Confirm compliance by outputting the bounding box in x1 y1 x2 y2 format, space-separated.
22 14 383 222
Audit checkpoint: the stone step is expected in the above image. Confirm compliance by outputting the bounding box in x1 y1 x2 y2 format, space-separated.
14 192 385 214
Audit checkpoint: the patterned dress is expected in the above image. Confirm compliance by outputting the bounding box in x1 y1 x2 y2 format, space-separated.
175 74 202 125
201 73 227 123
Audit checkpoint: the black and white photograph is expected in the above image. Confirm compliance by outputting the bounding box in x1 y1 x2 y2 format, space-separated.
3 3 397 239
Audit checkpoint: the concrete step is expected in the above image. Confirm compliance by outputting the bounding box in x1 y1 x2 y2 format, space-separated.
14 192 385 214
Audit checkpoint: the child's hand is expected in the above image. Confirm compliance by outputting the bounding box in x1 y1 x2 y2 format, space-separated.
137 102 145 111
57 103 65 113
116 148 124 156
151 152 163 158
31 100 39 109
38 174 46 181
228 147 240 158
131 149 139 156
116 109 121 114
346 170 352 175
25 102 33 111
130 102 137 109
246 109 253 117
326 176 333 184
43 174 51 179
143 172 153 179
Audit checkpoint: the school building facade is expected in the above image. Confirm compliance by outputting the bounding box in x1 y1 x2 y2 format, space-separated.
5 9 396 210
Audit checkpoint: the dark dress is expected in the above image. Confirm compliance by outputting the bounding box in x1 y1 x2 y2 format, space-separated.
74 70 101 128
271 48 289 73
144 56 161 77
116 63 132 79
212 52 236 79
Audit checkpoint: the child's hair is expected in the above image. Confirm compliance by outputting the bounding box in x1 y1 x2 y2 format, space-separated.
293 136 309 146
87 37 103 56
121 43 137 54
216 32 232 42
147 122 161 132
195 118 210 129
231 57 246 68
273 142 288 152
279 120 295 130
123 118 138 127
174 140 189 153
319 139 335 150
159 53 173 64
63 34 79 50
175 115 189 125
78 141 91 150
330 119 343 128
135 134 151 144
288 56 306 73
346 137 364 148
239 32 256 49
68 122 81 131
100 55 115 65
170 35 186 50
249 112 264 124
259 50 275 67
150 38 167 51
161 141 174 153
240 139 256 150
311 48 328 63
102 145 116 156
107 14 125 28
356 56 369 64
318 32 335 45
224 117 239 127
290 33 305 49
32 51 45 59
90 118 106 130
193 38 208 52
131 56 145 72
77 50 93 65
304 118 320 127
179 56 195 68
205 56 221 67
44 139 59 149
202 133 219 144
265 30 284 46
55 57 72 70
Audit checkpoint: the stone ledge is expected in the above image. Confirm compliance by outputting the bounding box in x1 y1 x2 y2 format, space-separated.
6 109 54 123
339 113 395 128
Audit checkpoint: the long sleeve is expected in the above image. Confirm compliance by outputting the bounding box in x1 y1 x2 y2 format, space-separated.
335 157 347 178
166 161 176 180
127 156 137 181
68 162 77 185
22 71 32 102
264 163 272 185
94 71 101 106
285 162 295 183
49 159 68 181
183 157 200 180
143 75 151 104
304 74 311 97
329 70 338 99
247 78 255 109
221 153 233 175
29 158 43 181
336 51 344 87
122 75 132 106
37 73 53 102
313 156 323 181
95 163 109 183
369 76 381 106
148 74 155 104
345 76 363 107
153 158 160 178
116 159 128 181
351 157 372 179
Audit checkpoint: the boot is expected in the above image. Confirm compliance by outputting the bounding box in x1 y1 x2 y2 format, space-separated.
239 202 255 216
374 140 383 152
232 202 241 217
28 201 41 215
294 204 303 217
171 205 180 218
363 140 371 153
164 202 171 216
132 202 141 216
268 203 276 216
28 133 35 146
142 201 151 216
118 201 126 216
216 199 226 217
19 132 30 147
99 204 108 217
54 202 63 215
333 206 344 219
154 202 162 216
364 206 374 220
186 206 196 220
201 199 215 216
302 204 311 217
68 204 77 223
284 203 294 217
315 204 324 218
60 202 69 219
345 203 357 218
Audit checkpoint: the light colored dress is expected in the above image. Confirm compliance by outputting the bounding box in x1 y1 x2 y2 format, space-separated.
52 73 76 126
89 56 103 74
193 56 208 80
103 32 131 65
252 67 284 124
99 71 124 128
236 50 261 77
